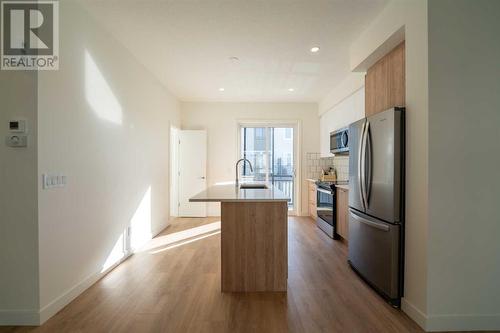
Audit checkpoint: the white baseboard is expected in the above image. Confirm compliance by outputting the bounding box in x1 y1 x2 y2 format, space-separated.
402 298 500 332
426 313 500 332
402 297 428 330
39 219 174 325
3 219 170 327
153 220 171 237
38 252 131 325
0 309 39 326
1 257 131 326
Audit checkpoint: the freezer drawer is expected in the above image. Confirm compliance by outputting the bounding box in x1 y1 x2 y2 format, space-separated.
348 209 401 301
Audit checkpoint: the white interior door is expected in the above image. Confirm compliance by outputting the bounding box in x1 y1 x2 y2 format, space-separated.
179 130 207 217
170 126 180 217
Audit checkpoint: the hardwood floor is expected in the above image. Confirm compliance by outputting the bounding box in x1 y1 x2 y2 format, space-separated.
1 217 424 333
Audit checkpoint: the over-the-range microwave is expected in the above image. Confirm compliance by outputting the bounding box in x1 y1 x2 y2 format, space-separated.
330 127 349 154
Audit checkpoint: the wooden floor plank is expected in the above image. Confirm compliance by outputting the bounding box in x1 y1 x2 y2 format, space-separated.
1 216 424 333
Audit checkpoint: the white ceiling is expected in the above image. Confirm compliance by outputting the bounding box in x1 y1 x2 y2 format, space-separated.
80 0 387 102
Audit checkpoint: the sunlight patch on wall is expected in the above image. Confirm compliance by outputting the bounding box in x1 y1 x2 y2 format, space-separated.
100 187 153 272
130 187 153 251
84 50 123 125
101 233 126 273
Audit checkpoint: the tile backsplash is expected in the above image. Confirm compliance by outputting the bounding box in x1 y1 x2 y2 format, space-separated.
305 152 349 181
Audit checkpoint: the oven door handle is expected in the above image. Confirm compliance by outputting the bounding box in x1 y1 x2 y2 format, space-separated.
317 188 332 195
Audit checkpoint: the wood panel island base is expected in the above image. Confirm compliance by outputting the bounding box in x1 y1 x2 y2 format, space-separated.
190 184 289 292
221 201 287 292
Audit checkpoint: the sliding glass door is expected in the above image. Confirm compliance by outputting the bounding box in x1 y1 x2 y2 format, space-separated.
240 125 296 213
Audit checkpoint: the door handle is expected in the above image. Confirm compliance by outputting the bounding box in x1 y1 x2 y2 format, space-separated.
363 121 370 209
350 210 389 231
358 122 366 209
365 123 372 206
200 176 206 179
341 131 348 148
317 188 331 195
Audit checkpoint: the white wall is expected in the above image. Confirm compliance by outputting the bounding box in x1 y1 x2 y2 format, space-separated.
180 102 319 216
319 87 365 157
318 73 365 116
427 1 500 330
349 1 429 327
0 71 39 325
36 0 180 323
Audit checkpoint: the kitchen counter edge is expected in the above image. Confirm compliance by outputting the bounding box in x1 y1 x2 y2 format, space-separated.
189 184 289 203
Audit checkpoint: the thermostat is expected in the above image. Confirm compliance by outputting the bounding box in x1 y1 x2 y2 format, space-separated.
9 120 26 133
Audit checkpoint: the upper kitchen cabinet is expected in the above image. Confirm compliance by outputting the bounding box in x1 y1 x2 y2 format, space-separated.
320 88 364 157
365 42 405 117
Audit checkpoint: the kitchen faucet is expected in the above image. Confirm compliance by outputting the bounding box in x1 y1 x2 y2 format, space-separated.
235 158 253 187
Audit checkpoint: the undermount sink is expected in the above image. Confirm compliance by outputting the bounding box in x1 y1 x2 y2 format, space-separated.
239 183 268 189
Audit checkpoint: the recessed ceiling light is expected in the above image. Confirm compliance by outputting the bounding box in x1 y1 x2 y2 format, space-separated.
288 88 295 92
219 88 225 92
310 46 320 53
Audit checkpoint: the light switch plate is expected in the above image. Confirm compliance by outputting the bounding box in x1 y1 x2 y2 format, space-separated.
43 173 67 189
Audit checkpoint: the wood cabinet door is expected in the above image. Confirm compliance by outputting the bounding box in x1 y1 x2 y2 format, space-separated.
365 42 405 117
336 188 349 239
342 189 349 240
365 70 376 117
310 203 317 219
336 188 343 238
388 42 405 108
308 182 317 218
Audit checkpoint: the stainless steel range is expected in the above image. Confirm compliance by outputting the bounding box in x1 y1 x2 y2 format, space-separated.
315 180 349 239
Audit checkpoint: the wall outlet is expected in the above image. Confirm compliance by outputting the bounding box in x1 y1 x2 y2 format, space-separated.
5 135 28 147
43 173 67 189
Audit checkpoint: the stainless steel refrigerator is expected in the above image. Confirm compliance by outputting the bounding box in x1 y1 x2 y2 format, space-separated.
348 107 405 307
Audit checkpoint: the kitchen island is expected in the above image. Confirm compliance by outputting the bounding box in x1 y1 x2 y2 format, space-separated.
190 184 289 292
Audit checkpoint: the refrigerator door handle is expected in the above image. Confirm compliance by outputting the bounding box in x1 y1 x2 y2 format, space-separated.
349 209 390 232
361 121 369 209
365 121 372 207
358 121 366 210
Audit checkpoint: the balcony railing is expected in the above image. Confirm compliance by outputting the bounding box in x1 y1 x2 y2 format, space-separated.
241 173 294 208
272 175 294 208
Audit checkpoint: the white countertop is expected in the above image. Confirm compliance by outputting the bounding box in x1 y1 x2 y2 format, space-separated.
190 183 289 202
